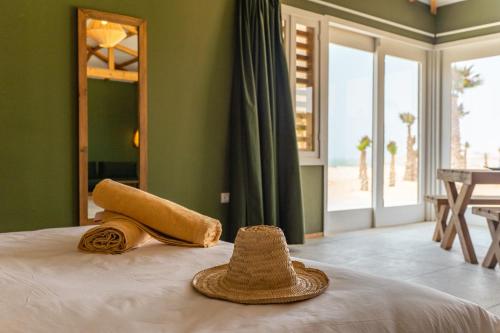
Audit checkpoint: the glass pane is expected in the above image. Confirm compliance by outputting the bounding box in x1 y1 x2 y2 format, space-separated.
295 23 315 152
281 19 286 44
328 44 374 211
450 56 500 195
384 55 420 207
87 18 140 219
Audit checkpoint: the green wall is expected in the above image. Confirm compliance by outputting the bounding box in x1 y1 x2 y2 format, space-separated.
0 0 441 235
283 0 435 43
0 0 321 235
0 0 234 233
436 0 500 43
301 166 323 234
88 79 138 162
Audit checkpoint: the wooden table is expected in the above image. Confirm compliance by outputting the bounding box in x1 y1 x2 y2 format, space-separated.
437 169 500 264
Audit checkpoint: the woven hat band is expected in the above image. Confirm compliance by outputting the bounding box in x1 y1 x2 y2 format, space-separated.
223 226 297 290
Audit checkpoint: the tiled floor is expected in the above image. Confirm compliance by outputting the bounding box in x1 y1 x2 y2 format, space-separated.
289 222 500 316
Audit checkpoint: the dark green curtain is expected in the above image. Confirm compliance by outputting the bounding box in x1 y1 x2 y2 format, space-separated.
228 0 304 244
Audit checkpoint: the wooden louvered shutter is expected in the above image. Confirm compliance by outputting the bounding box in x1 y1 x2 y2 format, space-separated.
294 23 316 152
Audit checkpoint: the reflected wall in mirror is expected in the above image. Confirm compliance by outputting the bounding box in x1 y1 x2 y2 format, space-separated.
78 9 147 225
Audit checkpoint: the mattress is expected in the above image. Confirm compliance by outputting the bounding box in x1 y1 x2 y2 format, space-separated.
0 226 498 333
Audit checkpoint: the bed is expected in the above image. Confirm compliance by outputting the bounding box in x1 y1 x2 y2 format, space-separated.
0 226 499 333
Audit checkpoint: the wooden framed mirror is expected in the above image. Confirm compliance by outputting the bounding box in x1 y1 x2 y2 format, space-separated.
77 8 147 225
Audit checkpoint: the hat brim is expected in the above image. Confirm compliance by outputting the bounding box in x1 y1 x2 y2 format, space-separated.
192 261 329 305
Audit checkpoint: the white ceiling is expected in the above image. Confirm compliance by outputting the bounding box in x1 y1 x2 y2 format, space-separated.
87 36 138 71
417 0 466 7
86 19 138 71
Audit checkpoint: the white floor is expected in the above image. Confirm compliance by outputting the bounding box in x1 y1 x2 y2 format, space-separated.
289 222 500 316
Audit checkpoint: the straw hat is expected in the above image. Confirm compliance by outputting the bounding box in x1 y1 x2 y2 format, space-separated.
192 225 329 304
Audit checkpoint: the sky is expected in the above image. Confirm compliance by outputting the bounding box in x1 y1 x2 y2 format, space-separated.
455 56 500 160
328 44 419 167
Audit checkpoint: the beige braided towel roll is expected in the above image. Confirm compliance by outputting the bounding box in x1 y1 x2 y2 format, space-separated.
78 211 150 254
91 179 222 248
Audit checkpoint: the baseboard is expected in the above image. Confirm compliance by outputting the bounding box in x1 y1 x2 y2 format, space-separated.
324 208 373 234
305 232 324 239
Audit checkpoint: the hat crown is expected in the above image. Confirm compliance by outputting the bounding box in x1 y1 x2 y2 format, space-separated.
224 225 297 290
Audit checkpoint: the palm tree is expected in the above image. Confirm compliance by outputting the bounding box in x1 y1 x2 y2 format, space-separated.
464 142 470 169
399 112 417 181
451 65 482 168
357 136 371 191
387 141 397 187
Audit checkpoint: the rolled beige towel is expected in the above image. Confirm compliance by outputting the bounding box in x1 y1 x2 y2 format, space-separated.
78 211 150 254
92 179 222 247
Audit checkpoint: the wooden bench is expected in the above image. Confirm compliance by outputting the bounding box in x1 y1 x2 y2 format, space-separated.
425 195 500 243
472 207 500 269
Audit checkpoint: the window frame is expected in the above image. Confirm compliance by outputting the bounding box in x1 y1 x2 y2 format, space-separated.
282 6 326 165
432 37 500 225
325 25 428 227
374 39 428 226
327 28 376 212
440 40 500 171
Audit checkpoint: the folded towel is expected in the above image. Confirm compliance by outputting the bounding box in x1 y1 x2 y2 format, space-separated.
92 179 222 247
78 211 150 254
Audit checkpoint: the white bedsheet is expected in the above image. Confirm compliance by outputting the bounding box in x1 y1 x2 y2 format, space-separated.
0 226 498 333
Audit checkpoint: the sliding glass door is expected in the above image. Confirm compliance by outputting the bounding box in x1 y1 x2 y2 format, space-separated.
383 55 420 207
327 28 376 230
376 42 425 225
329 44 373 211
328 29 426 230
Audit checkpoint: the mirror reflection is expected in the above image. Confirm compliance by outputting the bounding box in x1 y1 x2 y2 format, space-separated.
86 18 139 219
